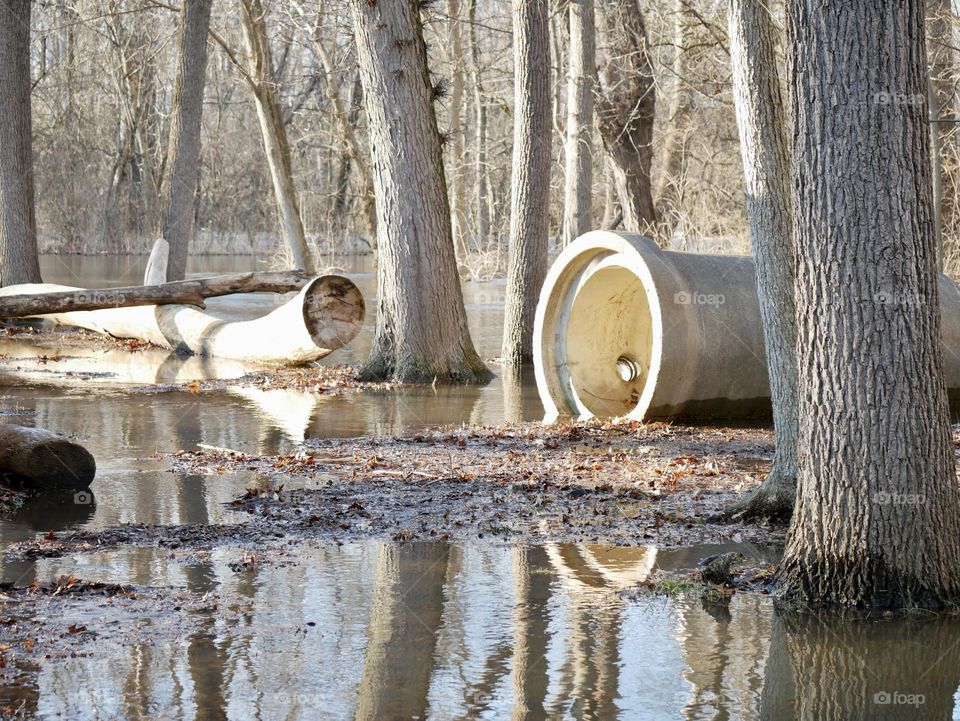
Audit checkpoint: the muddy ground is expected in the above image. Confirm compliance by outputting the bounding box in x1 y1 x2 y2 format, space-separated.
6 419 785 562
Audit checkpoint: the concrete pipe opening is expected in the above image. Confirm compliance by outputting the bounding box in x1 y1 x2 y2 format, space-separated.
534 231 770 422
562 264 655 418
535 231 960 422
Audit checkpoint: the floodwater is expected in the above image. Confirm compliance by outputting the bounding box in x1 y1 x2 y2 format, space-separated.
2 256 960 719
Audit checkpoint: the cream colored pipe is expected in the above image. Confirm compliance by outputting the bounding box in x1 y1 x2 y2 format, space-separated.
534 231 960 421
0 275 364 366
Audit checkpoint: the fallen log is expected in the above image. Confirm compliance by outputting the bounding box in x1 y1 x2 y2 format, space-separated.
0 270 313 318
0 275 365 365
0 424 95 490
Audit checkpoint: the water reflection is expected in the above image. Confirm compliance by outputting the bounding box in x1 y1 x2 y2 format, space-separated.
5 540 960 719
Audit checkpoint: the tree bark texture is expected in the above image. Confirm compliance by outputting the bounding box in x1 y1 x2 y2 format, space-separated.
0 0 42 285
777 0 960 609
595 0 656 233
502 0 552 366
160 0 212 281
560 0 595 248
351 0 489 383
726 0 798 522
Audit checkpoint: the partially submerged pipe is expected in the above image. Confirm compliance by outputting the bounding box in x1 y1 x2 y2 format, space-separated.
534 231 960 420
0 275 365 366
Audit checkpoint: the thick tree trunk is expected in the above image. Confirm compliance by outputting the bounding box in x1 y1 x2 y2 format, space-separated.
0 0 42 285
725 0 798 522
160 0 212 282
560 0 595 248
0 424 95 490
351 0 489 383
0 270 314 317
239 0 315 273
502 0 552 366
594 0 657 233
777 0 960 609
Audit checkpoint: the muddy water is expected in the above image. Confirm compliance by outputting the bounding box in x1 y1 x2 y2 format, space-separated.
3 256 960 719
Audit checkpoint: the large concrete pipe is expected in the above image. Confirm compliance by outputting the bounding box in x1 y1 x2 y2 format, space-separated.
533 231 960 421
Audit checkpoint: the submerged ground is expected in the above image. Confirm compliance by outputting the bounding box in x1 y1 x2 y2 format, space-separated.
0 256 957 720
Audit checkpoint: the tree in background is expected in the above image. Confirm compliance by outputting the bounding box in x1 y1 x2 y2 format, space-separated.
777 0 960 608
560 0 594 247
351 0 488 383
0 0 42 285
239 0 314 272
501 0 551 366
595 0 656 233
160 0 213 281
726 0 797 521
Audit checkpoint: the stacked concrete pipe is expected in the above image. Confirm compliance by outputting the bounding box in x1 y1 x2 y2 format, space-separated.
533 231 960 421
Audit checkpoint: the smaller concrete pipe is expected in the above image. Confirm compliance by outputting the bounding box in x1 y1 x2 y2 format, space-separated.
533 231 960 421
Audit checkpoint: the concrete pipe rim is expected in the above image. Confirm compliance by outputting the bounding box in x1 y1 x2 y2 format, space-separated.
300 275 366 351
533 231 666 422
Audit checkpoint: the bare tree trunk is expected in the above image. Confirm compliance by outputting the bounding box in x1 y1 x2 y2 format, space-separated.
447 0 468 260
725 0 798 522
467 0 489 249
239 0 315 273
502 0 552 366
307 7 377 243
655 0 694 220
351 0 489 383
560 0 595 247
928 0 958 262
331 71 372 235
595 0 656 233
776 0 960 609
160 0 212 281
0 0 42 285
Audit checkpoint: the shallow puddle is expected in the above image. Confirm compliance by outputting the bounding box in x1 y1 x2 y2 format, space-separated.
0 540 779 720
